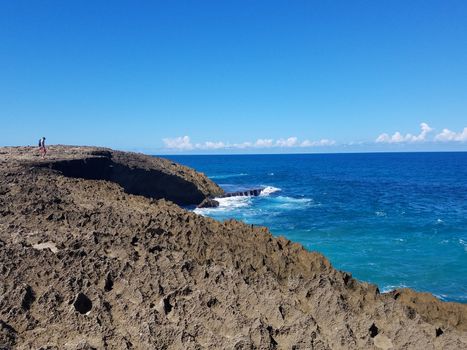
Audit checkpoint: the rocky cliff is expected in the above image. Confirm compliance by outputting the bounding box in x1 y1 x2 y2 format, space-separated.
1 146 223 206
0 146 466 349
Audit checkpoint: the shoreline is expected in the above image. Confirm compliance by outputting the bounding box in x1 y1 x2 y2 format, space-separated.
1 145 466 348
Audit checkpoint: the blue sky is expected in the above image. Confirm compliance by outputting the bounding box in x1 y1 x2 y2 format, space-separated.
1 0 466 153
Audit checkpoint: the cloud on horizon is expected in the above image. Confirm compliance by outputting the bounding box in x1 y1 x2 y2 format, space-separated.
376 122 433 143
162 123 466 152
162 136 336 151
376 123 467 144
162 136 194 150
434 127 467 142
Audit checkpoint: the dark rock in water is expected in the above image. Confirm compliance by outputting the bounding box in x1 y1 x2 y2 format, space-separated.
222 188 263 198
197 198 220 208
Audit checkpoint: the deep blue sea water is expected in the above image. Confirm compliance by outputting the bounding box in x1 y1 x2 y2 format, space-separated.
164 153 467 303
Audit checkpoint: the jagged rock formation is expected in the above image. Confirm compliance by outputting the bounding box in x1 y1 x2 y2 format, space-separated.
0 146 466 349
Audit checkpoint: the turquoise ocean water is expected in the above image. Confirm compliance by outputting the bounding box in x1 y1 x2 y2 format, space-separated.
165 153 467 303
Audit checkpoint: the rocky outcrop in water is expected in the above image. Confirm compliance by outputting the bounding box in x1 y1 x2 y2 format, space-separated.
197 198 220 208
221 188 263 197
0 146 466 349
197 188 265 208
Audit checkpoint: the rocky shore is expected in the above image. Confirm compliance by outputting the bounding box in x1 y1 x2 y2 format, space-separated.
0 146 466 349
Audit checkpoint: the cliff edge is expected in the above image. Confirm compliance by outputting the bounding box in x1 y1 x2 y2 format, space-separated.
0 146 466 349
0 146 223 206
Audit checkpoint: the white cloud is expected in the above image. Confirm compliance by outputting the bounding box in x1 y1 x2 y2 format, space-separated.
375 122 433 143
276 137 298 147
162 136 194 150
392 131 406 143
163 136 336 151
195 141 226 150
412 122 433 142
435 129 456 141
301 139 336 147
232 142 252 149
254 139 274 147
435 127 467 142
375 133 390 143
319 139 336 146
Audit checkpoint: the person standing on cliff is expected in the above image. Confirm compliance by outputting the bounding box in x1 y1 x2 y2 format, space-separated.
38 137 47 158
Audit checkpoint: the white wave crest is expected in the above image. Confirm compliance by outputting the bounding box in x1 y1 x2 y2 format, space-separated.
259 186 281 196
381 284 409 293
216 196 251 208
274 196 312 204
433 293 449 301
459 239 467 252
194 196 252 216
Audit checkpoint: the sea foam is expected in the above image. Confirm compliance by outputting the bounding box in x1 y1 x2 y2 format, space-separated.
268 196 314 209
194 196 252 216
259 186 281 196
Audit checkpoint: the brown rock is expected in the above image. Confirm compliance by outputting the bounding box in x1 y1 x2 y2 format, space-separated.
0 145 224 206
0 146 466 349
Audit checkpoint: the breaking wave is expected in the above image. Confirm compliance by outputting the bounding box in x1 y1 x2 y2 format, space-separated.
259 186 281 196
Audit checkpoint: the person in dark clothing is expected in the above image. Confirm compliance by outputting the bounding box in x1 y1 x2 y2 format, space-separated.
38 137 47 158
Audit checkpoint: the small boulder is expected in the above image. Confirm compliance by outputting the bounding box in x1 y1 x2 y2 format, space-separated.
197 198 220 208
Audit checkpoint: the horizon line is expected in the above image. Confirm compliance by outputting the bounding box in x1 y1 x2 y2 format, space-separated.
155 150 467 156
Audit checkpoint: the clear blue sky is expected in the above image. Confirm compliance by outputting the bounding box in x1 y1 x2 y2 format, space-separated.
1 0 466 153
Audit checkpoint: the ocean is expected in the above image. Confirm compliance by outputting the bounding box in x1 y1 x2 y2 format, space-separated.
164 152 467 303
